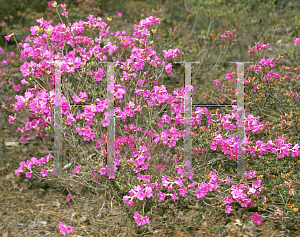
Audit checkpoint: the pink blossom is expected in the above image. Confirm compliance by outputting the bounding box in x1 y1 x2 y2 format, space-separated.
294 38 300 46
79 91 87 100
251 212 262 225
40 169 48 177
248 187 256 195
61 11 68 17
165 63 172 73
252 180 261 189
67 194 72 202
21 79 28 85
59 222 66 235
223 196 235 204
133 212 149 226
4 35 12 42
241 198 252 207
225 205 233 214
48 1 55 9
73 94 81 103
65 225 73 233
95 67 104 81
26 172 32 178
13 85 21 92
8 115 15 124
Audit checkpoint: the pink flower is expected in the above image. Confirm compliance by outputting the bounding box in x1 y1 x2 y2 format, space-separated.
101 118 109 127
61 11 68 17
73 94 81 103
59 222 66 235
61 3 66 9
21 79 28 85
13 85 21 92
225 73 233 79
294 38 300 46
165 63 172 74
65 225 73 233
241 198 252 207
95 67 104 81
48 1 55 9
8 115 15 124
4 35 12 42
250 212 262 225
117 12 123 17
223 196 235 204
225 205 233 214
40 169 48 177
51 168 56 174
221 34 226 40
171 191 178 201
67 114 74 126
67 194 72 202
133 212 149 226
26 172 32 178
248 187 256 195
79 91 87 100
252 180 261 189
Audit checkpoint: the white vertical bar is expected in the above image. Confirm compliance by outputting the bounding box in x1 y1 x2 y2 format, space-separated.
236 62 246 176
106 62 116 178
184 62 193 179
54 62 62 176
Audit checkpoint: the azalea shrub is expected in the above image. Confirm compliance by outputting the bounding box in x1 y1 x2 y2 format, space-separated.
4 1 300 236
201 37 300 219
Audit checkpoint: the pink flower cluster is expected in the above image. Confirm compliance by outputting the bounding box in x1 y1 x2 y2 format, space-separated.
250 212 262 225
15 154 54 178
162 48 182 60
263 71 282 82
195 172 221 198
259 58 275 68
71 166 83 175
248 41 269 55
59 222 73 235
220 30 234 40
123 183 153 206
8 113 17 124
225 72 237 80
208 106 300 160
75 125 96 141
222 172 264 214
133 212 149 226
